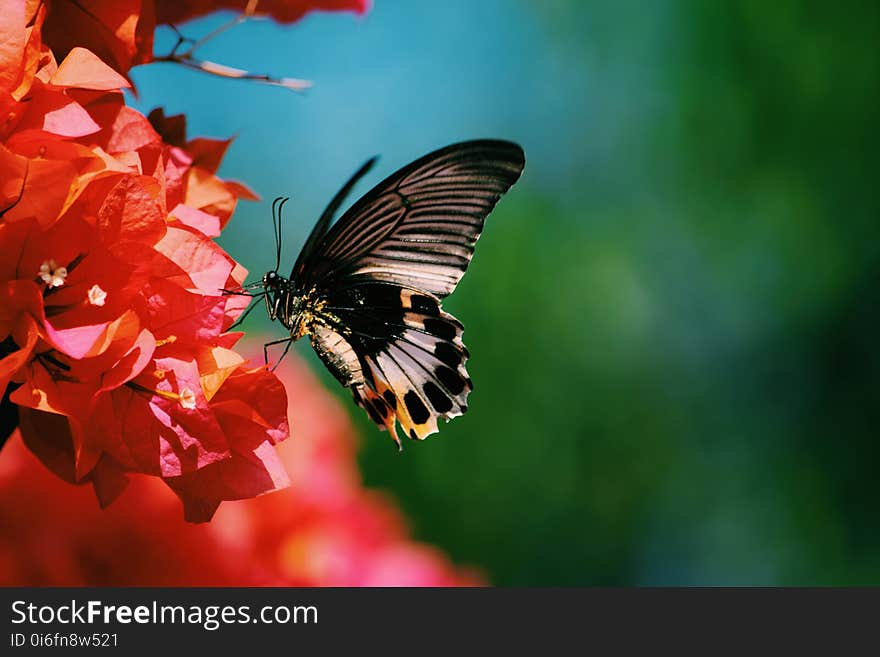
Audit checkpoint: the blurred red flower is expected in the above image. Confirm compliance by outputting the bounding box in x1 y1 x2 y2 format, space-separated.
0 355 482 586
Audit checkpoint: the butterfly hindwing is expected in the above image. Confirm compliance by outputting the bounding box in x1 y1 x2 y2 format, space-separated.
312 282 471 446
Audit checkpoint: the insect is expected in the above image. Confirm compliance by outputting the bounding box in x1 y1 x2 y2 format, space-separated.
233 140 525 448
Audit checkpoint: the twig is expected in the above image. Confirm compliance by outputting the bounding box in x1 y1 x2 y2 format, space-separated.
187 0 258 54
155 1 312 92
154 55 312 91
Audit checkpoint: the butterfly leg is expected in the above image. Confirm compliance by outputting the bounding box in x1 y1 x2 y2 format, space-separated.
263 336 296 371
227 295 264 330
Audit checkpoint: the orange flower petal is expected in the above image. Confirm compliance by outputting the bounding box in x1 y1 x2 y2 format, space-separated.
0 0 26 97
51 47 131 91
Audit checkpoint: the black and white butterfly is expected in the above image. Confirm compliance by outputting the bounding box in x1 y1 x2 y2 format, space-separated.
233 140 525 448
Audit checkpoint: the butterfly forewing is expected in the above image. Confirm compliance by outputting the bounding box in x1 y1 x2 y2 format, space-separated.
288 140 524 446
290 157 378 280
297 140 525 298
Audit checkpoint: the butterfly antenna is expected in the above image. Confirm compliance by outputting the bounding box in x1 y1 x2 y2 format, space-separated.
270 196 283 271
275 196 290 272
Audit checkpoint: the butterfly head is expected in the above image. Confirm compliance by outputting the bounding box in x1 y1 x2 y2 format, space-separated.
262 269 283 291
258 269 290 324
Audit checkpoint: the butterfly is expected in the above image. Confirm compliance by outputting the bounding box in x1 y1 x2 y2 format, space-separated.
232 140 525 448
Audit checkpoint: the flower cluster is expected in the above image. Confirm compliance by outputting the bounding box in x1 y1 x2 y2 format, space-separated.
0 1 353 520
0 356 481 586
40 0 371 78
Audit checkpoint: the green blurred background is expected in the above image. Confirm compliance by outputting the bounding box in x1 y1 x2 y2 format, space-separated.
131 1 880 584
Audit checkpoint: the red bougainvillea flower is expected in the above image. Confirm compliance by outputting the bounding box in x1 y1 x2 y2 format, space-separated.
0 354 482 586
153 0 371 28
0 1 296 520
41 0 157 78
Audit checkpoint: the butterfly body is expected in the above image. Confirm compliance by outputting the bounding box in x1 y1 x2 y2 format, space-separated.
253 140 525 447
260 271 314 338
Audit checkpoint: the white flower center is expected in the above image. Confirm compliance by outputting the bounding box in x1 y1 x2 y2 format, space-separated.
39 259 67 288
87 284 107 306
179 387 197 410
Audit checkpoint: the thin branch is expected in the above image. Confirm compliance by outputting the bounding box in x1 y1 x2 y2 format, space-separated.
186 0 259 54
154 55 312 92
155 1 311 92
